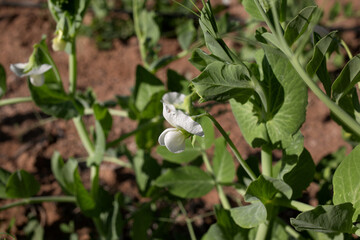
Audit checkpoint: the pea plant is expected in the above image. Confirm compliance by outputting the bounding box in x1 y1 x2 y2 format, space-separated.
0 0 360 239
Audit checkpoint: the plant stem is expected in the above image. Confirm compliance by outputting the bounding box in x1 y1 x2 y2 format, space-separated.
103 155 132 169
133 0 150 69
272 198 315 212
73 117 94 156
0 97 32 107
261 145 272 177
206 113 257 180
341 39 353 59
84 108 129 117
69 39 77 94
201 151 231 210
178 201 197 240
255 222 269 240
0 196 76 211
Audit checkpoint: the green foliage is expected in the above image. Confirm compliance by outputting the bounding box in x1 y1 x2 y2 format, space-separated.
176 19 196 50
0 168 11 198
5 170 40 198
213 137 236 184
155 166 215 198
333 145 360 222
291 203 355 234
230 197 267 228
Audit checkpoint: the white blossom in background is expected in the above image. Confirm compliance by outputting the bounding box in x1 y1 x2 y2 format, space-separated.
159 92 204 153
10 63 52 87
222 0 231 6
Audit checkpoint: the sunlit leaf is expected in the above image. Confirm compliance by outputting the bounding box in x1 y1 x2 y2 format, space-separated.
230 197 267 228
6 170 40 198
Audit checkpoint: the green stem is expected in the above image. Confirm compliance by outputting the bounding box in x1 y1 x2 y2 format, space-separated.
206 113 257 180
178 201 197 240
69 40 77 94
84 108 129 117
73 117 94 156
201 152 231 209
341 39 353 60
0 97 32 107
133 0 150 69
261 146 272 177
255 222 269 240
104 156 132 169
0 196 76 211
273 198 315 212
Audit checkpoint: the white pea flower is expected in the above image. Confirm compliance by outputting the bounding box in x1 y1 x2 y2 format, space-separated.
158 92 204 153
52 30 67 52
10 63 52 87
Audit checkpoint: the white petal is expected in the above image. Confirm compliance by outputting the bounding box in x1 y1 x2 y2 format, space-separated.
162 92 186 105
10 63 27 77
158 128 177 146
29 64 52 75
162 103 204 137
30 74 45 86
164 130 186 153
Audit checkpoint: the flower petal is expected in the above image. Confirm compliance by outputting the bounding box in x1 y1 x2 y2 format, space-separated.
158 128 177 146
30 74 45 87
10 63 27 77
164 130 186 153
162 103 204 137
162 92 186 105
28 64 52 75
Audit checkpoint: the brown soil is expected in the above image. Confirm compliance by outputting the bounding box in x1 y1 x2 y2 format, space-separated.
0 0 359 239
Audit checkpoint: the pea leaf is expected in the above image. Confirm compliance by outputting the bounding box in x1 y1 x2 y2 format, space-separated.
195 116 215 150
189 49 223 71
6 170 40 198
290 203 354 234
134 65 164 112
213 137 235 184
74 168 98 217
155 166 215 198
87 121 106 166
306 31 339 77
192 61 254 102
230 197 267 228
0 64 6 98
279 148 315 199
284 6 317 46
332 55 360 102
93 103 112 137
246 175 292 202
333 145 360 221
167 69 190 94
0 168 11 198
263 45 307 148
176 19 196 50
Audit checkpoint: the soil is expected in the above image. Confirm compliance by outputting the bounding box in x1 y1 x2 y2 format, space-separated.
0 0 359 239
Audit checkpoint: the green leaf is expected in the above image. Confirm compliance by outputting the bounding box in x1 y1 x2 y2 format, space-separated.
213 138 235 184
192 61 254 102
332 55 360 102
230 197 267 228
134 65 164 112
130 203 154 240
87 121 106 166
263 45 308 148
189 49 223 71
132 150 160 194
167 69 190 94
6 170 40 198
29 40 84 119
0 64 6 98
176 19 195 50
93 103 112 137
0 168 11 198
139 10 160 49
230 99 268 148
74 168 98 217
242 0 266 20
195 116 215 150
284 6 317 46
136 119 163 150
213 205 248 238
246 175 292 202
290 203 354 234
306 31 339 77
333 145 360 221
279 148 315 199
156 139 202 164
155 166 215 198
